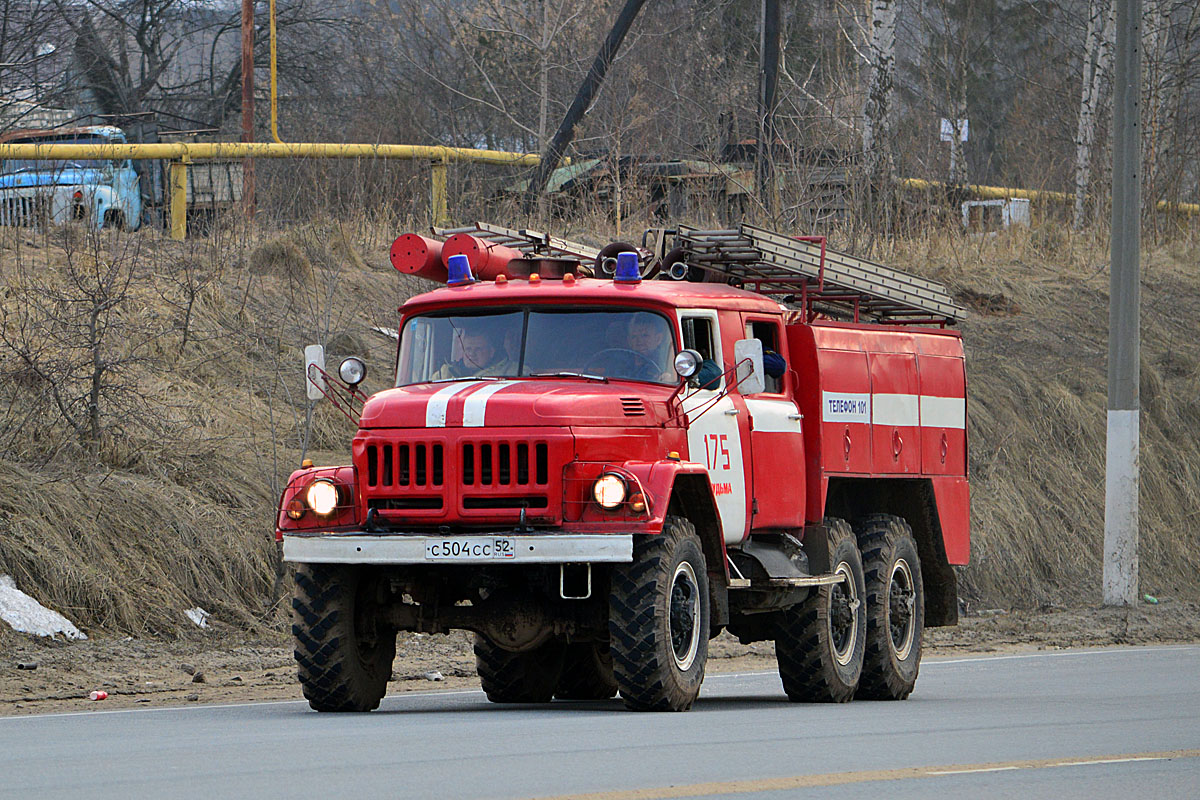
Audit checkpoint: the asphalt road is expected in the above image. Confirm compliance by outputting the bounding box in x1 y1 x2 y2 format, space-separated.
1 645 1197 800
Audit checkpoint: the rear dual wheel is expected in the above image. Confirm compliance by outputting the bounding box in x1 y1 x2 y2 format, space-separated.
855 514 924 700
475 636 565 703
775 518 866 702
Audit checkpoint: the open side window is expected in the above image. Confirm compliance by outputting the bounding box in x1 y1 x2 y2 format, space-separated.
745 319 785 394
681 313 721 390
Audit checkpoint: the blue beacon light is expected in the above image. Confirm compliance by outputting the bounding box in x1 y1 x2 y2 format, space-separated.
614 251 641 284
446 253 475 286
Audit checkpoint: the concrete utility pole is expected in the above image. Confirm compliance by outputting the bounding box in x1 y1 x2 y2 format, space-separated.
1103 0 1141 607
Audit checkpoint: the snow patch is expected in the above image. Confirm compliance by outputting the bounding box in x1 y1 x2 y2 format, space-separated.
184 607 210 628
0 575 87 640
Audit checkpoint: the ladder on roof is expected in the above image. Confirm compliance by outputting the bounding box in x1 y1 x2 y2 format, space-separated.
663 223 966 326
433 221 602 264
432 220 965 326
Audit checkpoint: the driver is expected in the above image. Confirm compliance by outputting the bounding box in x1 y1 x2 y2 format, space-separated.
433 328 514 379
622 315 674 382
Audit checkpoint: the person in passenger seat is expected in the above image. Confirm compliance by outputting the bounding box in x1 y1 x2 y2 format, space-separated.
433 328 514 379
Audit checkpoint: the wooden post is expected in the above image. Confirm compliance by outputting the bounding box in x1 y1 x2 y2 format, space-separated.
241 0 256 218
170 159 189 241
431 161 448 227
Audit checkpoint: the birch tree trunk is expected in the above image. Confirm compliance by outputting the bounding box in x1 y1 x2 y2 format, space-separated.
862 0 898 193
1141 0 1171 232
1073 0 1116 231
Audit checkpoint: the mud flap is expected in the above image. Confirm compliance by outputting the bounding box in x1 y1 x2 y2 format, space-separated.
802 523 831 575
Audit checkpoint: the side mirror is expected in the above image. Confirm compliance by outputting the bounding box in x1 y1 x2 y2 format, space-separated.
304 344 326 400
733 339 765 395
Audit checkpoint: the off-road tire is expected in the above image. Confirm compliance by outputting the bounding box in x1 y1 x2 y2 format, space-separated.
854 514 924 700
609 515 710 711
555 642 619 700
292 563 395 712
475 636 565 703
775 518 866 702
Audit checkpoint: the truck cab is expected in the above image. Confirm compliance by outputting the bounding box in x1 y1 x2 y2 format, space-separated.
278 223 969 712
0 126 142 230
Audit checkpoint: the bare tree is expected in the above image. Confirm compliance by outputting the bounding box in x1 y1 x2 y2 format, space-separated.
863 0 898 220
1073 0 1115 230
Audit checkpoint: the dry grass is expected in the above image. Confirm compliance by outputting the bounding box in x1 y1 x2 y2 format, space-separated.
0 213 1198 638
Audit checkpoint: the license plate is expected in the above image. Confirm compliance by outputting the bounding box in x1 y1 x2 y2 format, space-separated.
425 537 516 560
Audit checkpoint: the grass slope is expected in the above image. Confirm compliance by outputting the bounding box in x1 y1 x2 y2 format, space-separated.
0 220 1196 636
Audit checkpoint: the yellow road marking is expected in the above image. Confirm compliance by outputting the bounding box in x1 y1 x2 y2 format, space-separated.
531 749 1200 800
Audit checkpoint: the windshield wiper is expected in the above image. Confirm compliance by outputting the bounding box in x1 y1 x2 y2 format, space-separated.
528 371 609 383
428 375 503 383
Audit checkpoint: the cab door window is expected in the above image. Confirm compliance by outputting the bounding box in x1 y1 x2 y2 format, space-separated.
745 319 785 394
682 314 721 389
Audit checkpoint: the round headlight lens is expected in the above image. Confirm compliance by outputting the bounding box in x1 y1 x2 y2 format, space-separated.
305 480 339 516
339 357 366 386
674 349 702 378
592 473 627 509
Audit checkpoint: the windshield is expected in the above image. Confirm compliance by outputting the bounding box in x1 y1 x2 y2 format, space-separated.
0 137 122 175
397 307 677 385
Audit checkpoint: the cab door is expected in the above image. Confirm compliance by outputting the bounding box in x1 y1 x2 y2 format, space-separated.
679 310 751 544
741 316 805 530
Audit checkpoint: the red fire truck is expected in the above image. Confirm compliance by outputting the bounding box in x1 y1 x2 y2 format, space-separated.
277 222 968 713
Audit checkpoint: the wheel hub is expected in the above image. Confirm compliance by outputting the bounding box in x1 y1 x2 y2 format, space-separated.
669 561 701 671
888 558 917 660
830 562 861 666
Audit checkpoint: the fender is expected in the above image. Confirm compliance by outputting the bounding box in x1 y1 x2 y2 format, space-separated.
621 458 728 584
275 464 357 539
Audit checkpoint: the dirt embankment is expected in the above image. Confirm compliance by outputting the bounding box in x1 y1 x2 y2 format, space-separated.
2 222 1199 710
2 601 1197 717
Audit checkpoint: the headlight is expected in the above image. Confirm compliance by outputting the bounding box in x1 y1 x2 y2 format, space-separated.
305 479 339 516
339 357 367 386
592 473 627 509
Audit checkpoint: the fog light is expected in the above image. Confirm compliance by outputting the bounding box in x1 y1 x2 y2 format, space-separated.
592 473 627 509
306 480 339 516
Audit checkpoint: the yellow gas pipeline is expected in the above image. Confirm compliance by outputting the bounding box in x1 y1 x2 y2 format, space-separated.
902 177 1199 216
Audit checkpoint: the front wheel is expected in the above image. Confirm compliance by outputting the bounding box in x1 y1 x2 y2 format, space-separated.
292 564 395 712
855 514 924 700
609 516 709 711
774 518 866 702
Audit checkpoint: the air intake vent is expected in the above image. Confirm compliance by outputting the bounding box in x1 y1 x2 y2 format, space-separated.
621 397 646 416
462 441 549 487
366 442 444 487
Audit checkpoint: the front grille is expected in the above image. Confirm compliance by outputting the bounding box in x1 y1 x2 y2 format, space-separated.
0 194 51 228
461 441 548 487
365 442 444 488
